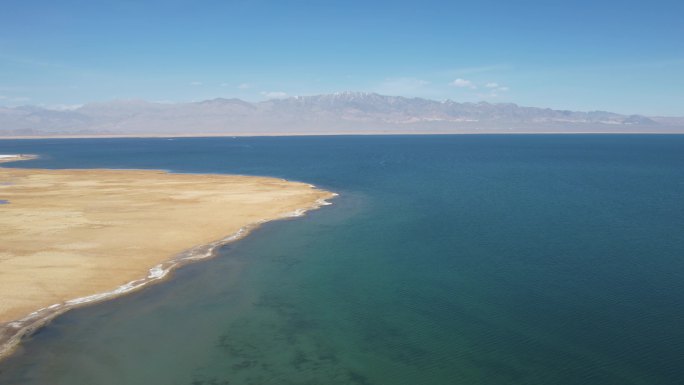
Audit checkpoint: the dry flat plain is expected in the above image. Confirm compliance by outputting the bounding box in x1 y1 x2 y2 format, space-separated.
0 156 334 325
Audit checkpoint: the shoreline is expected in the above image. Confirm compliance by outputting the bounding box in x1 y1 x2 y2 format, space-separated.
1 130 684 140
0 155 337 361
0 194 336 362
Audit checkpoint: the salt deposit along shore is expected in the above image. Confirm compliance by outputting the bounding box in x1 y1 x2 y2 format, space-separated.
0 154 37 164
0 155 336 359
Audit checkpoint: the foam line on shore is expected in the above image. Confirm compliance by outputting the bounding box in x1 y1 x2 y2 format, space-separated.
0 154 38 164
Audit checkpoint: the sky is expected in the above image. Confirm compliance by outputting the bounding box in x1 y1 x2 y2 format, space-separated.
1 0 683 115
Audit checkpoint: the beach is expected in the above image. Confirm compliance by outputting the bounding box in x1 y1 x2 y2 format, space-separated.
0 155 335 359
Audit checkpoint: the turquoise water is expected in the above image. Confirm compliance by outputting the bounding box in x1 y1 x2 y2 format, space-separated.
1 135 683 384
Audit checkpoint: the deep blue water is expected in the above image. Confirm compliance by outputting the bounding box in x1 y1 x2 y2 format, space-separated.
1 135 683 384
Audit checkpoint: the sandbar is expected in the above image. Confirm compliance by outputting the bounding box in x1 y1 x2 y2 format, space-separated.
0 155 335 358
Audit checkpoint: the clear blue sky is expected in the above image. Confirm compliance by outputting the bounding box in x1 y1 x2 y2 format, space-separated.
1 0 683 115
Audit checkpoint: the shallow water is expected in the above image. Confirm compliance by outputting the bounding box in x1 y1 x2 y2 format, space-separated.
1 135 683 384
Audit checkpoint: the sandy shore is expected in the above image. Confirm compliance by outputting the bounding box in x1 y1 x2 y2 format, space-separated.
0 156 335 359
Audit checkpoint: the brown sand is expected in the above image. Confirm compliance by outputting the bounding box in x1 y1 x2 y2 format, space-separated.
0 157 334 354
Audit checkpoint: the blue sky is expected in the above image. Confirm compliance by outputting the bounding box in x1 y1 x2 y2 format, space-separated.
1 0 683 115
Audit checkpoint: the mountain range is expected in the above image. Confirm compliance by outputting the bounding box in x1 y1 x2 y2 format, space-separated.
1 92 682 137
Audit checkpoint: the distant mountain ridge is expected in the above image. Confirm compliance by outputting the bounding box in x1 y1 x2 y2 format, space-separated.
0 92 681 136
